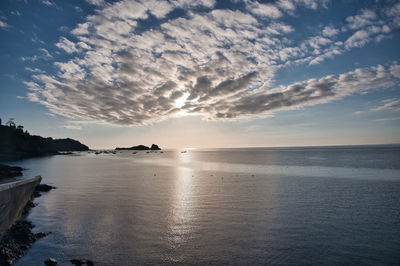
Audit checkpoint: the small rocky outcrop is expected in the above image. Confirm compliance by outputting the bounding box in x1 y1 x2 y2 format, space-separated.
44 257 57 265
150 144 161 150
34 184 56 197
0 165 23 180
35 184 56 192
70 259 94 265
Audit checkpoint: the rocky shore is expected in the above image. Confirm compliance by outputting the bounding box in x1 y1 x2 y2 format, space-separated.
0 166 54 265
0 220 50 265
0 165 23 181
0 123 93 264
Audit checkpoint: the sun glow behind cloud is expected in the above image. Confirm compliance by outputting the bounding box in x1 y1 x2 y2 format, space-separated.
175 92 190 115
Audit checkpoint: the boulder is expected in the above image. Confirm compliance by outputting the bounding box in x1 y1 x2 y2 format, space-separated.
44 258 57 265
150 144 161 150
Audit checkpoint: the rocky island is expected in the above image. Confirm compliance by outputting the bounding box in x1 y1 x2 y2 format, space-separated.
115 144 161 151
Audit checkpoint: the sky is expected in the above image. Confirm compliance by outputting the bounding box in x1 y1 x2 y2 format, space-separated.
0 0 399 149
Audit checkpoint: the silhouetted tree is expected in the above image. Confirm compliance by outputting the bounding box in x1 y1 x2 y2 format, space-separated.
16 125 24 133
6 118 15 128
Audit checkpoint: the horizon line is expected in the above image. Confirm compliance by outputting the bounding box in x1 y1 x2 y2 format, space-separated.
90 143 400 150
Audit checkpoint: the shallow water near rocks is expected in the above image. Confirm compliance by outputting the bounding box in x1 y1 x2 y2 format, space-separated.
9 145 400 265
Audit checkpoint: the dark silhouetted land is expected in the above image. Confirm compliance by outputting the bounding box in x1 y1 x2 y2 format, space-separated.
0 124 89 161
115 144 161 150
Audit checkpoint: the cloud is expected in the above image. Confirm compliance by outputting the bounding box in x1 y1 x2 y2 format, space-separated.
11 11 22 16
173 0 216 9
85 0 106 6
345 29 370 49
25 67 45 73
41 0 61 9
55 37 79 53
0 19 10 29
277 0 295 11
32 33 45 44
21 55 39 62
246 2 283 19
343 7 396 50
74 6 83 13
322 26 339 37
346 9 378 30
390 64 400 78
21 48 53 62
23 0 400 126
39 48 53 58
385 2 400 27
372 99 400 112
41 0 56 6
60 124 82 130
182 64 399 120
374 117 400 122
293 0 329 10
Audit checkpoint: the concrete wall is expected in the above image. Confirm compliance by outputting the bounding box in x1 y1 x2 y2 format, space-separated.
0 176 41 236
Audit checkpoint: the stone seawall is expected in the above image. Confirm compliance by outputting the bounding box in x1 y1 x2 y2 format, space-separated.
0 176 42 237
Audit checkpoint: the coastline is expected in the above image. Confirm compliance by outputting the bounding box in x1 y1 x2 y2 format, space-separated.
0 176 53 265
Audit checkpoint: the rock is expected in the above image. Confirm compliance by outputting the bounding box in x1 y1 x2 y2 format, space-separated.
70 259 83 265
9 166 23 171
36 232 51 238
0 164 23 180
22 200 37 215
150 144 161 150
35 184 56 192
70 259 94 265
58 152 73 155
44 257 57 265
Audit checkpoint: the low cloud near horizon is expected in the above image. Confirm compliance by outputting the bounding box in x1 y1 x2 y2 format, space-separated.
24 0 400 126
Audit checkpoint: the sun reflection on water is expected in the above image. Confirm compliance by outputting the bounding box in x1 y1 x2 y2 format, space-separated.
167 152 197 254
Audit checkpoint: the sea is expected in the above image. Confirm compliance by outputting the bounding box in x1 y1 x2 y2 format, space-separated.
8 145 400 265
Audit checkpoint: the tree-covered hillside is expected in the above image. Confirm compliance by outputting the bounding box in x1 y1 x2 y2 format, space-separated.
0 119 89 155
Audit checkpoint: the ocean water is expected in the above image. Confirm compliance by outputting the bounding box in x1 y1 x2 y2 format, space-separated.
9 146 400 265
